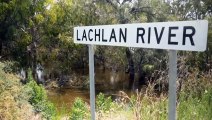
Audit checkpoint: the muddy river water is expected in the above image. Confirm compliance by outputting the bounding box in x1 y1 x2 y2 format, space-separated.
47 68 135 111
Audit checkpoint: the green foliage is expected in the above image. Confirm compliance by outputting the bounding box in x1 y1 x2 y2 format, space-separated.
178 71 212 120
0 62 34 120
28 80 46 105
1 0 211 82
0 62 56 119
69 97 89 120
54 103 70 120
26 71 56 119
96 93 113 112
178 88 212 120
143 64 154 73
0 1 212 119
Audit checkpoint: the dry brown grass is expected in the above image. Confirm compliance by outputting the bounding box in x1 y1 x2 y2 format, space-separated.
95 84 168 120
0 62 40 120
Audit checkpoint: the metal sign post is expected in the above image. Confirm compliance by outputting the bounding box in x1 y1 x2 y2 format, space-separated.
88 45 95 120
168 50 177 120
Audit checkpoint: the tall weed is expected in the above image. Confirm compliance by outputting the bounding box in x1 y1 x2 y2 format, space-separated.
178 70 212 120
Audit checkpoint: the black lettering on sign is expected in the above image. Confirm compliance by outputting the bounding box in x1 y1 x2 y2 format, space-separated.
119 28 127 43
77 30 81 41
82 29 87 41
183 26 195 46
109 29 117 42
168 27 178 45
88 29 93 41
95 29 100 41
137 28 145 43
154 27 165 44
148 27 151 44
102 29 107 42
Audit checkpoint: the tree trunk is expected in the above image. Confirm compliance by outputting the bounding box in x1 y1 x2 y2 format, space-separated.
138 55 145 89
30 41 37 83
29 27 39 83
205 47 209 71
126 48 135 90
0 38 2 57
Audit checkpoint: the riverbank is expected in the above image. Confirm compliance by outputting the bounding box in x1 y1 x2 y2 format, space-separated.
0 62 55 120
0 62 41 119
1 61 211 119
48 69 212 120
52 79 212 120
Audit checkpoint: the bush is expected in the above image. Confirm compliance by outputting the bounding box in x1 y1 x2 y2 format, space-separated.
69 98 89 120
0 62 56 119
96 93 113 112
0 62 34 120
26 71 56 119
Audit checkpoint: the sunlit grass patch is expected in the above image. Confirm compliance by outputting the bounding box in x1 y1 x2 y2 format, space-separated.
0 62 34 120
0 62 57 120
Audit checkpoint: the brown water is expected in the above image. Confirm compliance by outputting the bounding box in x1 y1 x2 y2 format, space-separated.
47 68 134 112
47 88 90 111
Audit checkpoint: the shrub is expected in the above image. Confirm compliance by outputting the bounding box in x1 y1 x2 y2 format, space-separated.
26 70 56 119
0 62 34 120
96 93 113 112
69 97 89 120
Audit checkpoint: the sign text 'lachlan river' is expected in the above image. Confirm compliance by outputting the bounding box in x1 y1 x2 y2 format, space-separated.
74 20 208 51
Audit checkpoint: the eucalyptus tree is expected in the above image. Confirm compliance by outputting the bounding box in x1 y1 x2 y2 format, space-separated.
0 0 101 81
39 0 100 78
0 0 51 79
170 0 212 71
170 0 212 20
93 0 170 89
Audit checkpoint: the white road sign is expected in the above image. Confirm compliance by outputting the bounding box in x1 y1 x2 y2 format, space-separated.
74 20 208 51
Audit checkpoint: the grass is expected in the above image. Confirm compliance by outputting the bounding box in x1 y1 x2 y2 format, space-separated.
95 90 168 120
177 70 212 120
0 62 56 120
53 104 70 119
0 62 35 120
178 89 212 120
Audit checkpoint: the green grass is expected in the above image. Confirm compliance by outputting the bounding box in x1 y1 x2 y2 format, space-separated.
178 87 212 120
